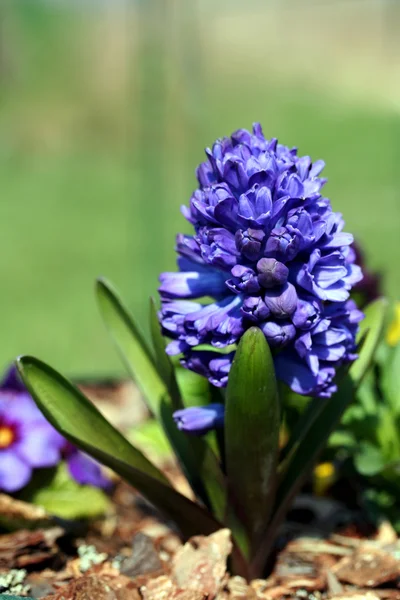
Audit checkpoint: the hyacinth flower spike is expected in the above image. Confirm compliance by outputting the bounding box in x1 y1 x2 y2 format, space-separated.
158 123 364 432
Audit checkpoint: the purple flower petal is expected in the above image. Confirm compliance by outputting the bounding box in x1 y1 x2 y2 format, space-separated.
159 269 226 299
14 424 64 468
67 451 111 489
173 404 225 435
0 449 32 492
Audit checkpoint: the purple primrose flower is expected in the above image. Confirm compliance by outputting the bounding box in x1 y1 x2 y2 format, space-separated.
62 441 110 490
0 366 109 492
159 124 364 431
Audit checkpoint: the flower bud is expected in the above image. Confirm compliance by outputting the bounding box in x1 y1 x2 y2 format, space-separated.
236 228 265 261
173 404 225 435
261 321 296 348
264 283 298 318
257 258 288 288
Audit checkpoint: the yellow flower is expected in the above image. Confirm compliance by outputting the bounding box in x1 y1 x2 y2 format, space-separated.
386 303 400 347
313 462 336 496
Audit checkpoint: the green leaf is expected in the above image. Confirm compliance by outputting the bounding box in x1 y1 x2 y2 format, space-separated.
381 341 400 416
67 441 223 538
375 406 400 462
328 430 357 448
279 395 325 470
266 297 389 571
356 370 379 415
97 283 225 514
86 440 250 578
27 464 109 520
355 442 386 476
129 401 226 521
150 295 211 410
350 297 389 387
16 356 169 485
15 357 233 547
128 419 174 465
175 367 211 408
159 397 227 521
278 375 353 504
252 375 355 576
225 327 280 556
149 298 226 520
96 278 166 417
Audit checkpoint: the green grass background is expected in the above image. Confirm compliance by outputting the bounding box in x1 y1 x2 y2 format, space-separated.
0 1 398 377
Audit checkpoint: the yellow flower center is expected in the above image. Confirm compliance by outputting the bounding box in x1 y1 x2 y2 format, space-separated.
0 426 15 449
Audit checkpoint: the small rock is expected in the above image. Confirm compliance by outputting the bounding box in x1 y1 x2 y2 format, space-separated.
334 547 400 587
172 529 232 598
119 532 163 578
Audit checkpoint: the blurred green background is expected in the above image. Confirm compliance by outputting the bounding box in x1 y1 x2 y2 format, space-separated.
0 0 399 377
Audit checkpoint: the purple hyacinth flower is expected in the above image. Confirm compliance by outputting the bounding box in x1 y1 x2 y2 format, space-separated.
173 404 225 435
0 366 110 492
158 123 364 410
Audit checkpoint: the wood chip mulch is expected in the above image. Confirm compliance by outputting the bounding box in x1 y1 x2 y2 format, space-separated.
1 482 399 600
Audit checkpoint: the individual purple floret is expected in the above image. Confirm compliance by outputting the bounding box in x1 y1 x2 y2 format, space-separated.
173 404 225 435
0 366 110 492
158 124 363 408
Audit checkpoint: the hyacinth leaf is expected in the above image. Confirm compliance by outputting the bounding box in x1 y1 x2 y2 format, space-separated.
253 300 389 572
16 356 169 486
175 368 211 408
128 419 174 464
97 283 225 514
75 440 249 579
149 298 227 519
251 374 355 575
350 297 388 387
13 358 239 559
278 395 324 473
64 438 223 539
149 297 182 411
96 278 166 417
225 327 280 556
159 398 227 521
